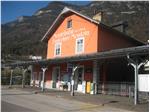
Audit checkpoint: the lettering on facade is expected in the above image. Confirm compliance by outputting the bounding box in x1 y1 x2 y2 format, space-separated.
52 28 90 43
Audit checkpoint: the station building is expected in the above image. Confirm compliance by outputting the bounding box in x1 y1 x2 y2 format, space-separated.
30 7 145 95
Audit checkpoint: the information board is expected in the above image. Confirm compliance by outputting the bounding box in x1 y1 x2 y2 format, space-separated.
138 74 149 92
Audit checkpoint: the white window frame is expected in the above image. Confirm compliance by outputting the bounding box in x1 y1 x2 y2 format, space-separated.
75 37 84 54
67 19 72 29
54 42 61 57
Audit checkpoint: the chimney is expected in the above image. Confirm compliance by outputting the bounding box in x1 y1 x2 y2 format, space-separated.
111 21 128 33
92 12 103 23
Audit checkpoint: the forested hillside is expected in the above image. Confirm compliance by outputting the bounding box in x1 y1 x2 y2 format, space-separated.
2 1 148 61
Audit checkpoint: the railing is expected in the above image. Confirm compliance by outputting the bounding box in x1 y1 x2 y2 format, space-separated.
97 81 134 96
1 76 30 85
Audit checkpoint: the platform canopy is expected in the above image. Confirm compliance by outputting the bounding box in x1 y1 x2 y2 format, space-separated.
3 45 149 68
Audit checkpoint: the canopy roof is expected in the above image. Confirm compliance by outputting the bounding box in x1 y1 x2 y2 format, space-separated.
3 45 149 68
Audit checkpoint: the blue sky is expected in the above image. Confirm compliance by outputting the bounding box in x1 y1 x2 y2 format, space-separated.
1 1 91 24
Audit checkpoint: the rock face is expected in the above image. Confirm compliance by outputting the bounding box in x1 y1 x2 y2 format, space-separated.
1 1 149 60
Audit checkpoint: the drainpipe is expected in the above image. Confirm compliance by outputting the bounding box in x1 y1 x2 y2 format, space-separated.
41 67 47 92
9 69 13 88
71 66 78 96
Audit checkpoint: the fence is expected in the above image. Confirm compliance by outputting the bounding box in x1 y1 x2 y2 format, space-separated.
1 75 30 85
97 81 134 97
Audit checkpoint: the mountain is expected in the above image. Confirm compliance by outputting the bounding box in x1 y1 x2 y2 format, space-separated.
1 1 149 60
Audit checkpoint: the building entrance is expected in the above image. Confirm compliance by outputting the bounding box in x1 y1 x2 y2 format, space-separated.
52 67 60 88
74 66 84 92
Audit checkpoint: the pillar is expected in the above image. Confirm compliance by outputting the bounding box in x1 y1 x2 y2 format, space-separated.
9 69 13 88
102 64 106 94
30 65 33 86
71 73 75 96
130 62 138 105
22 68 27 88
93 60 99 94
41 67 47 92
131 61 146 105
127 55 147 105
71 66 78 96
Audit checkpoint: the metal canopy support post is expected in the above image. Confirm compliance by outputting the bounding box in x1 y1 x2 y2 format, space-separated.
71 66 78 96
93 60 99 94
41 67 47 92
130 62 138 105
29 65 33 86
127 55 148 105
9 69 13 88
22 68 27 88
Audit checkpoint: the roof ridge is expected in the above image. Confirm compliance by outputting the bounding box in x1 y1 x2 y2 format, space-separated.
41 7 99 42
41 7 144 45
61 7 71 14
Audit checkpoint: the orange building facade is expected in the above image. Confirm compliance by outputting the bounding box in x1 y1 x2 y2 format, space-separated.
47 13 98 59
31 7 143 94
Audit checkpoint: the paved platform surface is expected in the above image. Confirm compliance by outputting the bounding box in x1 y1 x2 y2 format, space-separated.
2 101 37 112
2 86 149 112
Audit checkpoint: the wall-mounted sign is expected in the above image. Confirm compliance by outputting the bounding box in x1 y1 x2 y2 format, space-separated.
52 27 90 43
138 74 149 92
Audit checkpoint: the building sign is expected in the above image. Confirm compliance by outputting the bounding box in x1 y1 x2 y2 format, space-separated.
52 27 90 43
138 74 149 92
